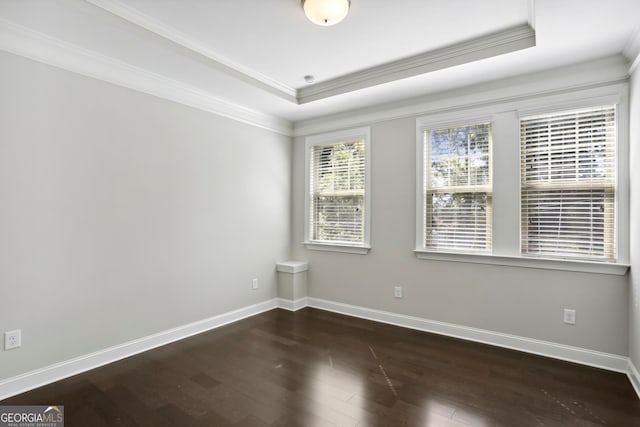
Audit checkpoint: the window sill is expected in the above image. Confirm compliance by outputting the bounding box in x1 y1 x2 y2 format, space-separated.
304 242 370 255
414 250 629 275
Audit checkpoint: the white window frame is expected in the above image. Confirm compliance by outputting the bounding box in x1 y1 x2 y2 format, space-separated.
304 127 371 254
414 85 629 275
416 115 494 255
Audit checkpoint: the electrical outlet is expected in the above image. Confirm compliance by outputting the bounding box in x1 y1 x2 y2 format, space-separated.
563 309 576 325
394 286 403 299
5 330 21 350
252 278 258 290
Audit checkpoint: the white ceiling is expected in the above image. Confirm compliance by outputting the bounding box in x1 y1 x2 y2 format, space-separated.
1 0 639 127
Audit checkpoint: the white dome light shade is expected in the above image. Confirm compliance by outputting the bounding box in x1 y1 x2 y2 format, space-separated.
302 0 350 26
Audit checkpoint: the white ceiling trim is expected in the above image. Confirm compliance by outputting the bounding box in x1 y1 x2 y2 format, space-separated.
528 0 536 30
86 0 298 103
80 2 537 106
0 18 293 136
293 56 629 137
623 25 640 73
297 24 536 104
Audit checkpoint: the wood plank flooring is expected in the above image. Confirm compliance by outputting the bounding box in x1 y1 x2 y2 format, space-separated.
2 308 640 426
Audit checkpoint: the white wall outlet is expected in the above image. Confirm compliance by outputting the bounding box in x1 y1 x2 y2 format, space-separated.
394 286 403 299
563 309 576 325
252 278 258 290
5 329 21 350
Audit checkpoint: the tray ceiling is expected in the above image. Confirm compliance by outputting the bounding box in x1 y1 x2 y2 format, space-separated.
1 0 639 130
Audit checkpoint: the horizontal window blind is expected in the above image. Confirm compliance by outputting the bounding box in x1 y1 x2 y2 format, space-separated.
310 140 365 244
520 105 616 259
424 123 492 251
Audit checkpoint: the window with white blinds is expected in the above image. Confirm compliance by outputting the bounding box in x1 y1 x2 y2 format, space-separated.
422 123 492 252
305 127 371 254
308 136 367 245
520 105 616 260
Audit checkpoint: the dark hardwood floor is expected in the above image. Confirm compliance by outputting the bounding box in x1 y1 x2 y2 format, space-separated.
3 308 640 426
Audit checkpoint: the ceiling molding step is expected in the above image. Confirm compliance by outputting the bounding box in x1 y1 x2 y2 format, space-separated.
623 26 640 73
85 0 298 103
0 18 293 136
293 55 629 137
297 23 536 104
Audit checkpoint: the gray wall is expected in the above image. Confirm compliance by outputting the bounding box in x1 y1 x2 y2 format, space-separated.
0 47 632 383
0 51 291 380
630 67 640 369
292 115 629 356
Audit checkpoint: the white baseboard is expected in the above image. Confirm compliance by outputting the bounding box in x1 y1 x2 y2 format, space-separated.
628 359 640 399
305 297 630 374
302 297 640 400
2 296 638 402
0 298 278 401
276 297 308 312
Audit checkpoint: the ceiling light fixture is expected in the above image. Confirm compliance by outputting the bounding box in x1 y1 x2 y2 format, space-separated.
302 0 350 26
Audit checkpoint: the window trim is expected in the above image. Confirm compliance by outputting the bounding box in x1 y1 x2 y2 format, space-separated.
413 249 629 275
414 86 629 275
416 114 494 254
304 126 371 254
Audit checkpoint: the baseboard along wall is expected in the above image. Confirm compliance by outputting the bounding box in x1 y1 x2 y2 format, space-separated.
1 296 638 401
0 299 278 401
629 358 640 399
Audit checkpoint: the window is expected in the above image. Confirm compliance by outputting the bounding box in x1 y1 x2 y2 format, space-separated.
520 106 617 260
419 122 492 252
415 87 627 273
304 127 370 253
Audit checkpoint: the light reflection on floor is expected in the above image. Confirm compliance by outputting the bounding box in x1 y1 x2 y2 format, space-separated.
309 358 365 426
301 345 493 426
423 399 489 426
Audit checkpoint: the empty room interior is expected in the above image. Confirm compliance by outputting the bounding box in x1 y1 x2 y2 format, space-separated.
2 0 640 426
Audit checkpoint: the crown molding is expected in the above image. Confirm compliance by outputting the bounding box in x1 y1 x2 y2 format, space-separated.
623 25 640 73
0 18 292 136
297 23 536 104
293 55 629 137
86 0 298 103
80 2 538 106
